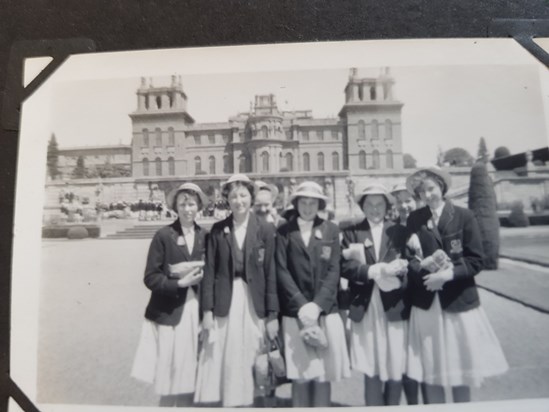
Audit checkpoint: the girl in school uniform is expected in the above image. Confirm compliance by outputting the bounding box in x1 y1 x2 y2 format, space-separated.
340 183 410 406
405 166 508 403
276 181 351 407
131 183 209 407
194 174 279 407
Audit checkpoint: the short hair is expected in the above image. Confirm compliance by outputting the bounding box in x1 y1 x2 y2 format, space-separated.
173 189 203 211
291 196 327 211
358 194 390 212
222 181 256 202
412 171 447 197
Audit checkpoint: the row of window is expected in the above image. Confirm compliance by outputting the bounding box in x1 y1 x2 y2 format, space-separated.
142 157 176 177
142 128 175 147
357 119 393 140
358 150 393 169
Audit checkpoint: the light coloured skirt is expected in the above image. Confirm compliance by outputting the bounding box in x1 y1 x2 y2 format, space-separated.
283 313 351 382
194 278 265 407
407 294 509 387
131 288 199 395
350 285 407 381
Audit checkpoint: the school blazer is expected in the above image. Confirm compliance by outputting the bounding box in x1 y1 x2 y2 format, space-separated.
144 220 207 326
341 219 409 322
200 213 278 318
276 216 341 317
406 201 484 313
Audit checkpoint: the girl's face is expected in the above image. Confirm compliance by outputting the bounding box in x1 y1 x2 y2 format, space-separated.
228 185 252 216
417 178 444 210
395 191 416 220
297 197 319 221
362 194 387 224
176 193 199 226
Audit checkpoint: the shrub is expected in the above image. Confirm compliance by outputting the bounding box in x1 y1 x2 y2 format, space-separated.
67 226 89 239
508 201 530 227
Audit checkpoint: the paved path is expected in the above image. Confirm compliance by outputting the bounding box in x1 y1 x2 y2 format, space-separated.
37 239 549 407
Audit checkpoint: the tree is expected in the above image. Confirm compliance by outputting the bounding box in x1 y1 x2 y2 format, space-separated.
47 134 60 180
443 147 474 166
72 156 86 179
477 137 489 163
468 162 500 269
494 146 511 159
403 153 417 169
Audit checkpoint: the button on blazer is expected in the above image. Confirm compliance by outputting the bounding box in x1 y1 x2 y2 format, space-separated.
406 201 484 313
200 213 278 318
144 219 207 326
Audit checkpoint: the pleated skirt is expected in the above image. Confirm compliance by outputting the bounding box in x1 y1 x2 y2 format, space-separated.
131 288 200 395
407 294 509 387
350 285 408 381
194 278 265 407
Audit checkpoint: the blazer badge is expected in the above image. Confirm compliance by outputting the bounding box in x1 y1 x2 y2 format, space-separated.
321 245 331 260
450 239 463 254
257 247 265 263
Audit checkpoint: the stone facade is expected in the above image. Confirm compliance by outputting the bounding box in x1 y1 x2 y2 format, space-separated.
57 145 131 179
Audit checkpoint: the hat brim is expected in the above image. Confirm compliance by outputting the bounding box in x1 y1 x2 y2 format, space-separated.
167 187 209 211
355 191 395 206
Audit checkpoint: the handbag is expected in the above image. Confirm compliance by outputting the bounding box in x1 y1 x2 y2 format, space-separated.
254 335 288 395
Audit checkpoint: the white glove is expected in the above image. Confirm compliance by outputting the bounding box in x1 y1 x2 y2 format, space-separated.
367 263 387 281
298 302 321 327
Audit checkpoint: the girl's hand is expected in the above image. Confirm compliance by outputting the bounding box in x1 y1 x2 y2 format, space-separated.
423 267 454 291
266 318 279 341
298 302 321 327
177 268 203 288
202 311 214 331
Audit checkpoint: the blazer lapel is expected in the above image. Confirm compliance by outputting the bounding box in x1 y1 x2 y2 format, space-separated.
244 214 258 267
355 219 376 264
427 208 443 248
189 222 202 260
222 217 235 275
289 217 310 258
437 201 454 236
169 220 191 261
378 221 393 262
308 217 324 256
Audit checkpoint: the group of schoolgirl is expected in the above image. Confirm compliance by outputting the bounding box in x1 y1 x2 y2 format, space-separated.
131 167 508 408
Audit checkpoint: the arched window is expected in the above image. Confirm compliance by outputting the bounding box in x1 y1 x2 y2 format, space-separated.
317 152 325 171
386 150 393 169
239 154 246 173
195 156 202 174
385 120 392 140
261 151 269 172
143 128 149 146
332 151 340 171
209 156 216 174
285 152 294 171
155 157 162 176
261 125 269 139
155 128 162 146
372 150 380 169
168 157 175 175
358 120 366 140
371 120 379 139
223 154 229 174
168 127 175 146
359 150 366 169
303 153 310 172
143 158 149 176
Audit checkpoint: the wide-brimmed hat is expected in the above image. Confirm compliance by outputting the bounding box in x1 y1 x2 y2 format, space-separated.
390 183 413 197
406 166 452 195
221 173 253 190
289 181 327 210
355 182 395 206
255 180 279 201
166 182 209 211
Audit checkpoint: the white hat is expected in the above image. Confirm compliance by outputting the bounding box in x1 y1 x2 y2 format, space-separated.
222 173 252 189
390 182 413 196
355 182 395 206
289 181 327 210
255 180 279 200
406 166 452 195
166 182 208 211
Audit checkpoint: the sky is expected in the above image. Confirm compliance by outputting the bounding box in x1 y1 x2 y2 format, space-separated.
48 63 548 167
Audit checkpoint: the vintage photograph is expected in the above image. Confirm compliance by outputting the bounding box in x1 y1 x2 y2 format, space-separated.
10 40 549 411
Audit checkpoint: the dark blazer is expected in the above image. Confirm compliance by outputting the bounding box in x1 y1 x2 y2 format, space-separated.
276 216 341 317
200 213 278 318
406 201 484 313
341 219 409 322
144 219 207 326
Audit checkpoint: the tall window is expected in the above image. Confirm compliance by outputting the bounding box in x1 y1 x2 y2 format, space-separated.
358 120 366 140
332 130 338 140
208 134 215 145
143 158 149 176
386 150 393 169
168 127 175 146
332 151 340 171
223 154 229 173
371 120 379 139
155 157 162 176
261 151 269 172
302 130 309 141
285 152 294 171
372 150 380 169
155 128 162 146
385 120 393 140
370 86 376 100
317 152 325 171
195 156 201 174
209 156 216 174
318 130 324 141
193 135 201 145
303 153 310 171
168 157 175 175
239 154 246 173
261 126 268 139
143 128 149 146
359 150 366 169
